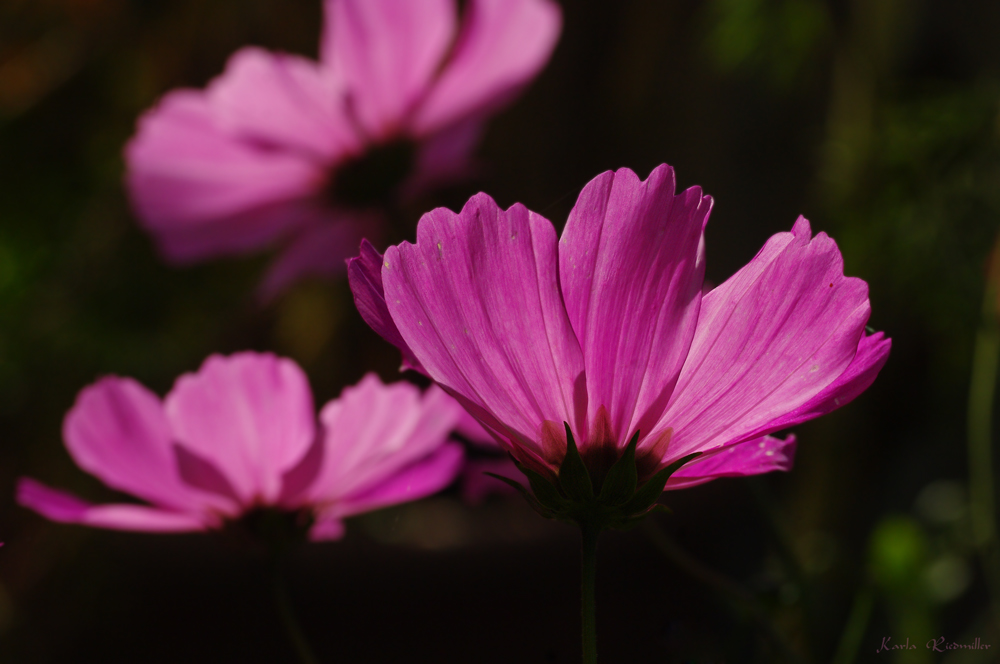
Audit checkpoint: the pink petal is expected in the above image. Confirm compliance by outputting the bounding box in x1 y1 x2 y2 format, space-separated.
402 115 485 199
324 442 464 520
347 240 425 373
454 407 499 448
461 456 524 505
125 90 324 242
660 217 875 459
382 194 586 461
258 211 381 302
63 377 229 513
206 47 360 162
149 198 317 264
321 0 457 140
308 514 346 541
304 376 464 503
740 330 891 437
413 0 562 135
173 445 243 508
17 478 210 533
277 435 325 509
559 166 710 448
666 434 797 490
165 353 316 506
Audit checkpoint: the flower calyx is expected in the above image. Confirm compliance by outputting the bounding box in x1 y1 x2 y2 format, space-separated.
488 423 699 531
222 506 316 553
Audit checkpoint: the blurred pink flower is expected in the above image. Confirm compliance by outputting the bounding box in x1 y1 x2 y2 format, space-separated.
349 164 891 491
461 457 524 505
125 0 562 299
17 352 465 540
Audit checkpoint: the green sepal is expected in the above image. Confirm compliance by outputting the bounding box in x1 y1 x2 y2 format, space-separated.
516 464 571 512
558 422 594 502
597 429 639 506
607 504 674 531
484 472 557 519
619 452 700 515
497 432 700 534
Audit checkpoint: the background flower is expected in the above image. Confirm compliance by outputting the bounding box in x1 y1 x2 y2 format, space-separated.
1 0 994 659
125 0 561 299
18 352 465 541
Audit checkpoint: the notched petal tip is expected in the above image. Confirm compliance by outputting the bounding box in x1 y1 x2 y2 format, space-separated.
791 215 813 238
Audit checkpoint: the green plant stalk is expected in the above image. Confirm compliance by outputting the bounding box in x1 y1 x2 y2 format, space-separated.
272 555 321 664
831 586 874 664
581 523 599 664
641 519 806 664
968 268 1000 631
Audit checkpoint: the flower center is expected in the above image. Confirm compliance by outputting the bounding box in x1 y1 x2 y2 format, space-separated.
224 506 314 548
327 139 416 209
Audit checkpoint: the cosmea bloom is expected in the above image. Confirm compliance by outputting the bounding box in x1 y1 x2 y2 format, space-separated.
125 0 561 298
18 352 465 540
349 164 890 514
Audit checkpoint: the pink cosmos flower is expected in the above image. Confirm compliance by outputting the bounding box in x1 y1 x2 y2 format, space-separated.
348 164 891 493
17 352 465 540
125 0 562 299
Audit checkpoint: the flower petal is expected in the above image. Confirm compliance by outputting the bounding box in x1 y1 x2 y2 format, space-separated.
559 166 710 447
149 198 318 263
165 353 316 505
660 217 874 458
258 211 381 302
321 0 457 139
324 442 464 519
413 0 562 135
17 478 210 533
666 434 797 490
382 194 586 460
347 239 424 372
206 47 360 162
461 456 524 505
308 514 346 541
125 90 323 256
62 377 226 513
305 376 464 503
453 407 498 448
402 115 485 198
741 330 891 437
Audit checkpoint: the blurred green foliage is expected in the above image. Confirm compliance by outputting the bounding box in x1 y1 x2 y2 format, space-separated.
0 0 999 662
706 0 830 88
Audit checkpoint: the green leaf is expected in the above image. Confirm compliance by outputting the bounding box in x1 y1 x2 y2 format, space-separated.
484 473 557 519
558 422 594 502
598 429 640 506
620 452 700 515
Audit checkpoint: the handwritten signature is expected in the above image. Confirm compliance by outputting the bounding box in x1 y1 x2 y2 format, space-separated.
877 636 991 653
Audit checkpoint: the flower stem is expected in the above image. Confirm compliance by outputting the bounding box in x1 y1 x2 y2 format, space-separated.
968 238 1000 631
641 519 807 664
272 554 320 664
831 586 874 664
580 522 599 664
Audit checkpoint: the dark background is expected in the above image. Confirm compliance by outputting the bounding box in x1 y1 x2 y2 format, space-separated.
1 0 999 661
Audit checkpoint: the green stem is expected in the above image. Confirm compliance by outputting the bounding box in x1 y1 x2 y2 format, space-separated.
746 477 806 587
641 519 807 664
830 586 874 664
272 555 320 664
968 249 1000 631
581 523 599 664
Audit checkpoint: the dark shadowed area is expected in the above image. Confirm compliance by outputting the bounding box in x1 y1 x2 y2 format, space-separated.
2 0 999 662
